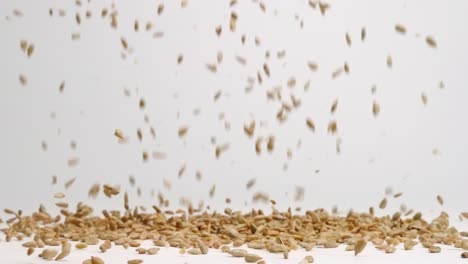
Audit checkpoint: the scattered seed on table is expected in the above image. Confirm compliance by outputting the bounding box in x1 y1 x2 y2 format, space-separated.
354 238 367 256
147 247 160 255
361 27 366 41
429 246 441 253
245 253 262 263
40 249 58 260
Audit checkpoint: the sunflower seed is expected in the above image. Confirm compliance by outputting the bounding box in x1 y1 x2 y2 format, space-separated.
426 36 437 48
245 253 262 263
395 24 407 34
354 238 367 256
327 120 337 134
421 93 428 105
429 246 441 253
437 195 444 205
373 101 380 117
345 32 352 46
387 55 393 68
40 249 58 260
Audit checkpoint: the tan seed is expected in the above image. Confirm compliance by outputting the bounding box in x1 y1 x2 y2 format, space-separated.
437 195 444 205
387 55 393 68
354 238 367 256
76 242 88 249
327 120 337 134
306 118 315 132
266 136 274 152
307 61 318 72
40 249 58 260
177 54 183 64
26 44 34 58
54 192 65 199
26 247 34 256
178 126 188 138
157 4 164 15
404 240 417 250
304 255 314 263
147 247 159 255
229 249 247 257
71 32 81 40
244 121 255 137
245 253 262 263
426 36 437 48
373 101 380 117
188 248 202 255
395 24 407 34
345 32 352 46
91 257 105 264
461 252 468 258
197 239 209 254
379 198 388 209
429 246 441 253
206 63 217 73
19 74 27 86
55 242 71 260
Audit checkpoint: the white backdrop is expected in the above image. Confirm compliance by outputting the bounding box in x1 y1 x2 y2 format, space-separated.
0 0 467 218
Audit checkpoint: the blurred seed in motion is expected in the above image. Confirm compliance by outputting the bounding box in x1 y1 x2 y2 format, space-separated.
379 198 388 209
421 93 428 106
327 120 337 134
387 55 393 68
19 74 27 86
395 24 407 34
157 4 164 15
437 195 444 205
306 118 315 132
345 32 352 46
426 36 437 48
354 239 367 256
178 126 189 138
372 101 380 117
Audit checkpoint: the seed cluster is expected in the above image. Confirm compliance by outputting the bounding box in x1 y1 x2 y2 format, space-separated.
2 193 468 263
